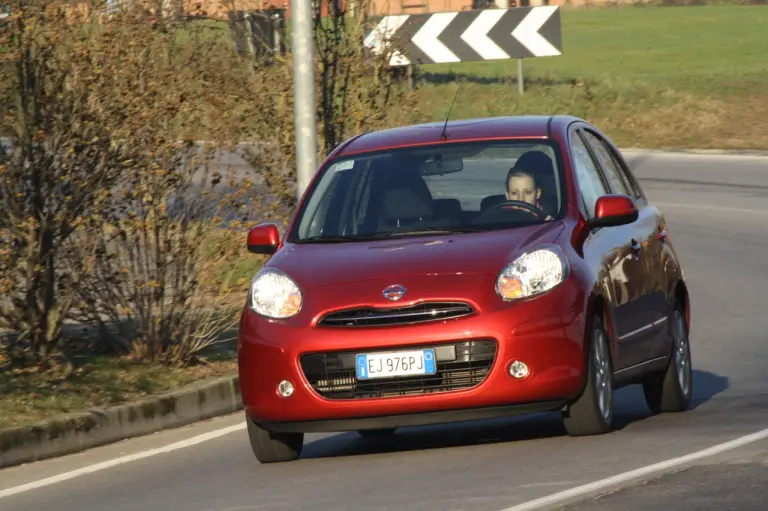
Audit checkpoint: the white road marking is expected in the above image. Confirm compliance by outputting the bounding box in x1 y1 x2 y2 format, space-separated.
0 423 246 499
1 421 767 508
498 426 768 511
655 202 768 216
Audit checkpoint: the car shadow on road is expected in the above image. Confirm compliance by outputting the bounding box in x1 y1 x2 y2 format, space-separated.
689 369 730 409
299 369 729 461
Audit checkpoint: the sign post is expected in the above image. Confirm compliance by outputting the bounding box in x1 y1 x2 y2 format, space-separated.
290 0 318 200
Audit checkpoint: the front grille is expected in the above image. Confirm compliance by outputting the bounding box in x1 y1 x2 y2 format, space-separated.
299 339 497 400
317 301 475 327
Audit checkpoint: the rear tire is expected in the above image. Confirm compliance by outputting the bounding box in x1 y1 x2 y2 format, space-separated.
563 314 614 436
642 303 693 414
246 413 303 463
357 428 396 438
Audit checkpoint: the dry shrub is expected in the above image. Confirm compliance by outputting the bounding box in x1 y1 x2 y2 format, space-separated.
0 0 131 367
61 10 260 365
0 0 423 368
0 2 258 367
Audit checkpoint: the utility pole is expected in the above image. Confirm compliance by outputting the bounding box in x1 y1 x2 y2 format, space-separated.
290 0 318 200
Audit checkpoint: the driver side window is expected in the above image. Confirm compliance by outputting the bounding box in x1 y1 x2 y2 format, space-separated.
571 130 609 219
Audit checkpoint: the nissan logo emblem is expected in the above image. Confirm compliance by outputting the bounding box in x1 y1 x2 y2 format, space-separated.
382 284 406 301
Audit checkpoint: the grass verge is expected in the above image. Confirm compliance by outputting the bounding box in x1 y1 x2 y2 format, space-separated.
399 5 768 149
0 343 238 430
177 5 768 149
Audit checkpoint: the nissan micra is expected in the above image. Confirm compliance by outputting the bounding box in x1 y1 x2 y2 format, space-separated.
238 115 693 463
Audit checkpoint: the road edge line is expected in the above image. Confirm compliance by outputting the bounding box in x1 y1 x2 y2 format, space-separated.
0 422 246 499
0 374 243 471
498 427 768 511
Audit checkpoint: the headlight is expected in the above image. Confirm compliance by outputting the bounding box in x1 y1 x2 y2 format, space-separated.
496 247 568 301
249 268 302 319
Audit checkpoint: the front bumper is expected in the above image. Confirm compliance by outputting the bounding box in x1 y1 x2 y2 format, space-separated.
258 401 568 433
238 273 589 431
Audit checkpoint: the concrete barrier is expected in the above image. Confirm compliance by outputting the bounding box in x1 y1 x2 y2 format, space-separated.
0 374 242 469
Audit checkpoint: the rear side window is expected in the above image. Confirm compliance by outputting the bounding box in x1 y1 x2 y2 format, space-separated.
585 131 645 202
570 131 609 219
581 130 632 197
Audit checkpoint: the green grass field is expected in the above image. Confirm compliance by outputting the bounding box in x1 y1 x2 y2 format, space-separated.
400 5 768 149
430 5 767 89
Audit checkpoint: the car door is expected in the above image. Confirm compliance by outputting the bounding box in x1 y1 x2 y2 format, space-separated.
580 128 666 364
595 137 672 361
569 127 649 371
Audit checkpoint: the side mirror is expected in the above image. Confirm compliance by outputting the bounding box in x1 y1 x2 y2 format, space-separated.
590 195 638 228
247 223 280 255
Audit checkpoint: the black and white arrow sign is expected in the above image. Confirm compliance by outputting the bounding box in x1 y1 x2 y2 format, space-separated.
364 6 562 66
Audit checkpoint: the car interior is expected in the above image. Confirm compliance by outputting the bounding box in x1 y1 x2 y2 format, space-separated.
364 150 560 232
299 145 564 239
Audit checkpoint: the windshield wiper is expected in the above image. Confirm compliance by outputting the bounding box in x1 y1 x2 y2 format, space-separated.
298 227 484 243
298 235 367 243
374 227 485 237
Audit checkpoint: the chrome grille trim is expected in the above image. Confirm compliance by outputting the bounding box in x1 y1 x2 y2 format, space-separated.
317 301 475 327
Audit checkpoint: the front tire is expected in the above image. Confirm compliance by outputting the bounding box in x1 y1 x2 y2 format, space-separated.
563 314 614 436
246 413 303 463
642 304 693 414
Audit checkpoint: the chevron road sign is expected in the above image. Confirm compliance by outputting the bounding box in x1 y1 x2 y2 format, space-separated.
364 6 562 67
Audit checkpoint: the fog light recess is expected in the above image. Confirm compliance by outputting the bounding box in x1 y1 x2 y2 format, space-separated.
508 361 529 379
277 380 295 397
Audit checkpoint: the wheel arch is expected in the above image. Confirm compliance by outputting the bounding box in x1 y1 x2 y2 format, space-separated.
673 279 691 333
586 291 616 356
574 290 615 396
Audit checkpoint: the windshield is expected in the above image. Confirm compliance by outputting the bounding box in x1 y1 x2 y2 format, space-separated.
289 139 567 243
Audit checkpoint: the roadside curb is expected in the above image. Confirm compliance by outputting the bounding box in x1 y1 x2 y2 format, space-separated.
0 374 242 470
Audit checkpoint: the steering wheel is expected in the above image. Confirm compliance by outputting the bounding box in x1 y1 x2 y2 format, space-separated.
474 200 548 224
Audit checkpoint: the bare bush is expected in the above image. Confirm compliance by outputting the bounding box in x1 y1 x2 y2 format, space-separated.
0 0 422 370
314 0 418 153
62 10 261 365
0 0 130 368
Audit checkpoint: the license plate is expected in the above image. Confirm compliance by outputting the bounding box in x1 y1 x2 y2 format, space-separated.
356 349 436 380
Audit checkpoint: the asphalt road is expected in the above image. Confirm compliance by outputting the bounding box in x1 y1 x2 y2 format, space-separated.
2 149 768 511
562 437 768 511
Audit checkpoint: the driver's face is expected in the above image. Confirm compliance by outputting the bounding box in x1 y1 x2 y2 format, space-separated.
506 175 541 205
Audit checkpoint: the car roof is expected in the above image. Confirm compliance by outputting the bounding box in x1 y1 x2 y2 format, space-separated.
337 115 572 157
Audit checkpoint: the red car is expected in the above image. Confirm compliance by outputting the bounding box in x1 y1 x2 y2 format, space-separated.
238 115 693 463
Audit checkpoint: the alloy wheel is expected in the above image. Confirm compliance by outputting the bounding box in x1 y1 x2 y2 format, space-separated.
673 309 691 397
593 329 612 421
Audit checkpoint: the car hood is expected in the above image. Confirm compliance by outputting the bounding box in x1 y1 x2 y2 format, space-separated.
266 221 566 290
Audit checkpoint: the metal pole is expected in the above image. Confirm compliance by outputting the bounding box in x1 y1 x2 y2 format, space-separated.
290 0 318 200
517 58 524 94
